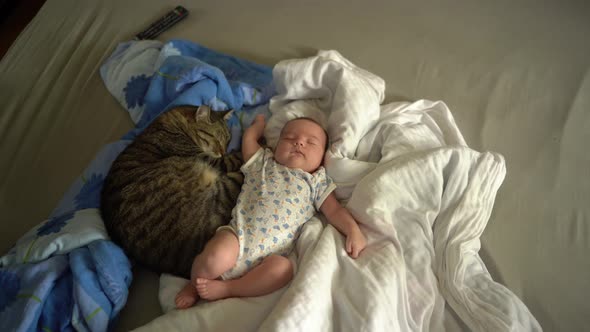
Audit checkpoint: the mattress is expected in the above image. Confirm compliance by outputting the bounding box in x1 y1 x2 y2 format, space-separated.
1 0 588 330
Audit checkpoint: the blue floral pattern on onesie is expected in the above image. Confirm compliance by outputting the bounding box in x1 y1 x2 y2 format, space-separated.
220 148 336 280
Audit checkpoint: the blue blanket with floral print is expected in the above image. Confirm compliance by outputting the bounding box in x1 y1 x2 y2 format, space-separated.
100 39 275 150
0 40 275 332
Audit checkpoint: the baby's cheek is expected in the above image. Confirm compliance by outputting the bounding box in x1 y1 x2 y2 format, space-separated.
312 150 325 161
275 143 288 155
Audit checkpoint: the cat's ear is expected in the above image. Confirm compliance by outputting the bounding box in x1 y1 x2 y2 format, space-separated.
195 105 212 123
222 110 234 121
210 109 233 122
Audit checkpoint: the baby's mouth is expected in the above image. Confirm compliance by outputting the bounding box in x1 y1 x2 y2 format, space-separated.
291 150 304 157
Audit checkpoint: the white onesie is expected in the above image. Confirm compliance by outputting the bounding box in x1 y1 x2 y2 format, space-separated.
219 148 336 280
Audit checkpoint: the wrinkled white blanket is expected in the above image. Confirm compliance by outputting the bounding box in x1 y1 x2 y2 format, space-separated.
137 51 541 331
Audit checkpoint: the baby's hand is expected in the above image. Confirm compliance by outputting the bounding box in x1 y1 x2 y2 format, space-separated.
252 114 265 128
245 114 266 139
346 228 367 259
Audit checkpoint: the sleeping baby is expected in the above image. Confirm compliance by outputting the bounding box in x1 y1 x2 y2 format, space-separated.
175 114 367 308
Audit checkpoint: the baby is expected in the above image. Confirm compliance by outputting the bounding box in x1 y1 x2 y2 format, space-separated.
175 114 367 308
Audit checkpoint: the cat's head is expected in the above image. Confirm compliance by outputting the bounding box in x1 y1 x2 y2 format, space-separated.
191 105 233 158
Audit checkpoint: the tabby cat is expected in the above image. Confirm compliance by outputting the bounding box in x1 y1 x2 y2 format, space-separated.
101 105 243 278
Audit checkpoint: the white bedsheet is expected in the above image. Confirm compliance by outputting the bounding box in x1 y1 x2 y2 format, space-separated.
139 51 540 331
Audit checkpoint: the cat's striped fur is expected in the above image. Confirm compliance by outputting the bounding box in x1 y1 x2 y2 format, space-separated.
101 105 243 278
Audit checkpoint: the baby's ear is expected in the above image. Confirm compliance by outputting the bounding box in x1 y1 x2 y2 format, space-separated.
195 105 212 123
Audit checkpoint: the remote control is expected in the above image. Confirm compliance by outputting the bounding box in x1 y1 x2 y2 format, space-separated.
134 6 189 40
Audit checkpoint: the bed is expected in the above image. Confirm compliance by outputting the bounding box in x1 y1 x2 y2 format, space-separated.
1 0 588 331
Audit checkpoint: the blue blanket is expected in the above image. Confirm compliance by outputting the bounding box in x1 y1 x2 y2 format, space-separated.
100 39 275 150
0 39 275 332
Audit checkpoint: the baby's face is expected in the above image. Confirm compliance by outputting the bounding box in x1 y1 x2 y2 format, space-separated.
274 119 327 173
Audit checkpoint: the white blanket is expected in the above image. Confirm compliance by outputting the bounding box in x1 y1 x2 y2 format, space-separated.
137 51 541 331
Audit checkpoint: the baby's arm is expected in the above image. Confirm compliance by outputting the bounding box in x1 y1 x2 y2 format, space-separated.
320 193 367 258
242 114 266 162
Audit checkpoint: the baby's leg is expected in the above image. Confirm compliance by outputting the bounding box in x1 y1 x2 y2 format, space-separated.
175 230 239 309
196 254 293 301
191 230 240 279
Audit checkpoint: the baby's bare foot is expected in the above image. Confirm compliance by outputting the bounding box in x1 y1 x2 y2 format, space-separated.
195 277 232 300
175 282 199 309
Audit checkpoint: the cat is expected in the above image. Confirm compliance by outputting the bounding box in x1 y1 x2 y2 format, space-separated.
101 105 244 278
